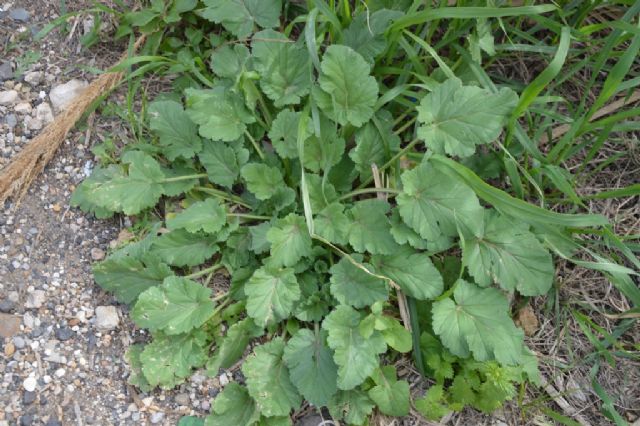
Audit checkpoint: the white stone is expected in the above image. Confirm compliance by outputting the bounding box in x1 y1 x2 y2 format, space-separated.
95 306 119 331
0 90 18 105
35 102 54 124
49 79 87 112
24 71 43 86
14 102 32 113
25 290 46 309
23 376 37 392
150 412 165 424
54 368 65 378
25 116 43 131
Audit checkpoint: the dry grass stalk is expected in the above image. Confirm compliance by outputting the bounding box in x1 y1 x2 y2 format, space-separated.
0 36 145 206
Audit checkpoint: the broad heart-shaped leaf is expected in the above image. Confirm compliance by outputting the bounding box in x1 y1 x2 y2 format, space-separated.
178 416 204 426
268 110 301 159
150 229 219 267
283 328 338 407
167 198 226 234
372 246 443 300
71 165 119 218
305 174 339 211
126 344 152 392
210 44 250 79
200 0 281 38
417 78 518 157
245 265 301 326
314 45 379 127
207 318 263 374
432 280 525 365
330 256 388 308
303 114 346 173
389 209 428 250
140 330 208 389
148 100 202 160
132 277 214 335
397 160 483 241
463 210 554 296
257 417 291 426
323 305 387 390
185 86 255 142
81 151 165 215
349 109 400 180
266 214 313 267
93 255 173 304
313 202 349 245
252 30 311 107
199 141 249 189
241 163 285 200
328 389 375 425
205 382 260 426
347 199 399 255
343 9 403 63
368 366 410 416
243 338 302 417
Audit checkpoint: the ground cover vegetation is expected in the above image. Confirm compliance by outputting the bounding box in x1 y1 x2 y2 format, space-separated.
60 0 639 424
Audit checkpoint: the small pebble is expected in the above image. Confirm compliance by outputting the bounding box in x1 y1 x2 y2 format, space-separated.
23 377 37 392
23 391 37 405
94 306 119 331
25 290 46 309
0 299 14 313
90 247 105 261
13 336 26 349
55 327 74 341
20 414 34 426
149 412 165 424
54 368 65 378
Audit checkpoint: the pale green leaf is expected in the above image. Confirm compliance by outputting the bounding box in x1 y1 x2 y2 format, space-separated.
283 328 338 407
199 141 249 189
368 366 410 416
210 44 250 79
330 256 388 308
313 202 349 245
150 229 219 267
268 110 302 159
348 199 399 255
205 383 260 426
343 10 403 63
323 305 387 389
132 276 215 335
149 100 202 160
140 330 208 389
208 318 263 374
249 222 272 254
241 163 285 200
305 174 339 211
266 214 313 267
93 255 173 304
200 0 282 38
167 198 227 234
463 210 554 296
243 338 302 417
372 246 443 300
389 209 428 250
416 78 518 157
328 389 375 425
397 161 483 241
245 265 301 326
314 45 378 127
71 165 120 218
186 86 255 142
126 344 152 392
432 280 524 365
349 110 400 180
303 114 345 173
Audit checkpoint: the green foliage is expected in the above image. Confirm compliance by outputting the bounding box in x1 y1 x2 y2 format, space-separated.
74 1 638 424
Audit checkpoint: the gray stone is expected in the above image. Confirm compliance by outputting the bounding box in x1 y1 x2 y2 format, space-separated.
24 71 43 86
0 299 14 313
13 336 26 349
23 391 37 405
14 102 32 114
95 306 119 331
90 247 105 261
149 412 164 424
0 313 21 338
54 326 74 341
0 61 12 81
35 102 54 124
5 113 17 128
0 90 18 106
25 290 46 309
9 8 29 22
174 393 189 406
45 419 62 426
49 79 88 112
25 116 43 131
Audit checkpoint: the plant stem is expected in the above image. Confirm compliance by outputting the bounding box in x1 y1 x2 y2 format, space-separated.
227 213 271 220
162 173 207 183
195 186 251 208
338 187 401 201
186 263 223 279
244 130 265 160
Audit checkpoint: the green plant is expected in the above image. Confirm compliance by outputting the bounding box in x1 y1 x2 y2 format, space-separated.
70 0 639 424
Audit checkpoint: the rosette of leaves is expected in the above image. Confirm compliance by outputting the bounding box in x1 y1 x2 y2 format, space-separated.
71 2 606 425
